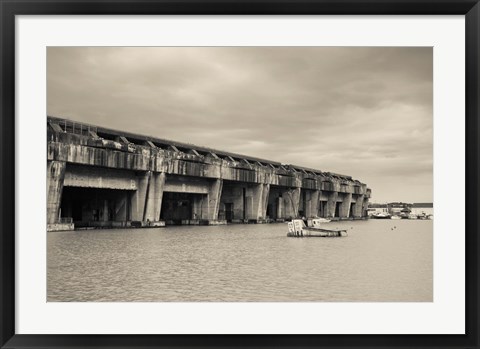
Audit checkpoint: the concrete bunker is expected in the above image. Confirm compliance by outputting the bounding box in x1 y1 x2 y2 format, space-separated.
46 116 371 231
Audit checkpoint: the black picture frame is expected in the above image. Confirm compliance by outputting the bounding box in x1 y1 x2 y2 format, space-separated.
1 1 478 348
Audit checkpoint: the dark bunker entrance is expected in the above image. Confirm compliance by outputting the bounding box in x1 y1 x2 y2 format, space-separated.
160 192 207 225
60 186 133 228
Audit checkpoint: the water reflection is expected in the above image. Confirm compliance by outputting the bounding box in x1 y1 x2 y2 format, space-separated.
47 220 432 302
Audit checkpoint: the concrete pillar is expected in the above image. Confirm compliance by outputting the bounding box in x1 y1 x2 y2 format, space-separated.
130 171 151 221
276 197 283 219
261 184 270 219
144 172 166 222
305 190 320 218
340 193 352 218
248 183 270 220
353 194 365 218
326 191 338 218
115 192 129 221
192 195 204 220
233 186 245 220
319 200 327 217
102 199 109 221
362 196 370 217
206 179 223 220
47 161 66 224
283 187 301 219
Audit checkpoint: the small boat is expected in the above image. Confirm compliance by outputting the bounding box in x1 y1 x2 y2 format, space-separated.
370 212 391 219
390 215 402 220
400 207 411 219
417 212 432 220
287 219 347 237
307 217 331 225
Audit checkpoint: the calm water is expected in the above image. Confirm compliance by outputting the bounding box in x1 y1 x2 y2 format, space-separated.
47 220 432 302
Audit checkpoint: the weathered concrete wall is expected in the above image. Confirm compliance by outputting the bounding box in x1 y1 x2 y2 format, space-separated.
260 184 270 220
326 191 338 218
220 184 245 221
362 196 370 217
47 161 66 224
48 142 150 171
206 179 223 221
246 183 270 220
266 187 283 220
340 193 352 218
48 133 370 197
130 171 150 221
191 195 205 220
353 194 365 218
164 176 209 194
283 187 301 219
144 172 165 222
304 190 320 218
114 192 129 221
64 165 137 190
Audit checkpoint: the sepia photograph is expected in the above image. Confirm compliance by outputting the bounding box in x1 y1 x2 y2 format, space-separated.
46 46 433 302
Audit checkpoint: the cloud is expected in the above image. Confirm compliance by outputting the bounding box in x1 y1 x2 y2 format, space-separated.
47 47 433 202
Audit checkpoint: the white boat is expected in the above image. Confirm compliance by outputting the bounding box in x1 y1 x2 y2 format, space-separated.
370 212 391 219
287 219 347 237
307 217 331 225
417 212 432 220
390 215 402 220
400 207 411 219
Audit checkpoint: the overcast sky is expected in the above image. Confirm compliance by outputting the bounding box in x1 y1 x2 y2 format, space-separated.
47 47 432 203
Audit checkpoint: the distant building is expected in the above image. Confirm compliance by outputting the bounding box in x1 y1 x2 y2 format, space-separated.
367 202 433 217
412 202 434 208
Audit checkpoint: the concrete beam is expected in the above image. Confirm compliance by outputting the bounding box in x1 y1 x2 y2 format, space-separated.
49 122 64 133
47 143 150 171
63 165 137 190
145 140 157 148
164 177 209 194
188 149 201 156
47 161 66 224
